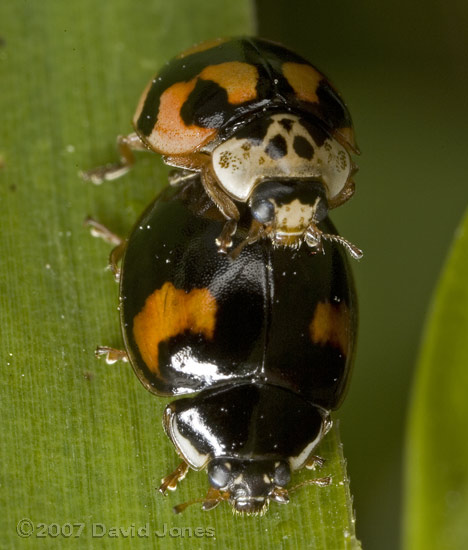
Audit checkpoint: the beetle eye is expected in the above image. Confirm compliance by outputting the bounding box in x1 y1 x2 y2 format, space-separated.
273 462 291 487
208 461 232 489
251 198 275 224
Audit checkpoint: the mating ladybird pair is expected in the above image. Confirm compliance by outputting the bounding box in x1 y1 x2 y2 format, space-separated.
84 37 360 515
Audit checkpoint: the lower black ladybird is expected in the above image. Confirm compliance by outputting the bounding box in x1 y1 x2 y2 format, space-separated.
88 177 357 514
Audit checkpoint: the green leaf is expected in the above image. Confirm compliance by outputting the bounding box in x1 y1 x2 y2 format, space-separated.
404 209 468 550
0 1 359 548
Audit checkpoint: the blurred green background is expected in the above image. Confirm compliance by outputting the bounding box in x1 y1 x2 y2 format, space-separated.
256 0 468 548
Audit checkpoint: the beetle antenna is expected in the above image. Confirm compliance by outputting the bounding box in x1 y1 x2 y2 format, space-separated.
321 233 363 260
288 476 332 494
173 496 207 514
305 222 363 260
173 488 230 514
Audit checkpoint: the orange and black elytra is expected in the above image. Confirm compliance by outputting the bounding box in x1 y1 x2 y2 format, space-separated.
83 37 362 259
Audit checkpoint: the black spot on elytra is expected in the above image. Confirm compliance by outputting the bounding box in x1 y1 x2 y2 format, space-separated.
181 79 236 129
293 135 314 160
265 134 287 159
233 116 274 146
279 118 293 132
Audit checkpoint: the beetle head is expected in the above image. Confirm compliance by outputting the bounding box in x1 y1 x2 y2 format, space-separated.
207 458 291 515
249 179 328 247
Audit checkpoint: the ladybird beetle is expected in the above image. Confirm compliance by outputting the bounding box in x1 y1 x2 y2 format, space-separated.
89 176 357 514
83 37 362 258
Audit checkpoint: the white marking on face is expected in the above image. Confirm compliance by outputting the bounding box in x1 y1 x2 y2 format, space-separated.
233 474 244 484
211 113 351 202
273 198 315 235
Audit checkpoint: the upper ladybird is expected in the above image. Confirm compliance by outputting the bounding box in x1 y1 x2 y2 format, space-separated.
83 37 361 258
134 37 358 155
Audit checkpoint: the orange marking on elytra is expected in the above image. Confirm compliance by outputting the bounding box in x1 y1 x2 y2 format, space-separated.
282 62 322 104
200 62 258 104
147 80 216 155
133 282 217 374
140 62 257 155
309 301 350 355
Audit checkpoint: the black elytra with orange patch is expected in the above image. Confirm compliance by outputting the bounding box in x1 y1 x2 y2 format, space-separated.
133 36 358 155
121 180 356 404
116 177 357 513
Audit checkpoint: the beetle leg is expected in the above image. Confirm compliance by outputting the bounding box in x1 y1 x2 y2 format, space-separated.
80 133 148 184
323 414 333 435
167 168 198 186
202 167 240 254
84 217 123 245
83 216 123 245
213 220 237 254
108 240 127 281
200 165 240 253
95 346 129 364
271 487 290 504
304 223 324 253
229 219 266 259
84 217 127 280
304 455 325 470
159 461 190 495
